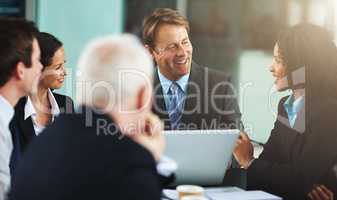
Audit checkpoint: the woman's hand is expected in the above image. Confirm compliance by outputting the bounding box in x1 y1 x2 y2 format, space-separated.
233 132 254 169
307 185 334 200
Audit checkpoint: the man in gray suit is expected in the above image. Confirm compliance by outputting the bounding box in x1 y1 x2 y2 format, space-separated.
143 8 242 130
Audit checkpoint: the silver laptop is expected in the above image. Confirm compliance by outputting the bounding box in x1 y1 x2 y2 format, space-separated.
164 129 240 186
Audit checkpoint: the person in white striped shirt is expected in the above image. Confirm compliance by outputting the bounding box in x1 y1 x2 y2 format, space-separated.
0 18 42 200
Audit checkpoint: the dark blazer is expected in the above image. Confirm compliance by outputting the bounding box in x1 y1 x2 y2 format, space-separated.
152 62 242 130
9 106 162 200
9 93 74 174
11 93 74 153
247 96 337 200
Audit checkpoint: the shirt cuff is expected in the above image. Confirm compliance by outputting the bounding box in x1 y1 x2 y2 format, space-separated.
156 156 178 177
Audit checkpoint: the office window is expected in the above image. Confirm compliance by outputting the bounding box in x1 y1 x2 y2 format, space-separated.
0 0 25 17
124 0 177 37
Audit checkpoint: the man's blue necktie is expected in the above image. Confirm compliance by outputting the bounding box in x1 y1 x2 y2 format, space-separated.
168 82 183 129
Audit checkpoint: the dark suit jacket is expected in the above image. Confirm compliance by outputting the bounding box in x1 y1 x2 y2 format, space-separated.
152 62 242 130
9 106 162 200
247 96 337 200
11 93 74 153
9 93 74 173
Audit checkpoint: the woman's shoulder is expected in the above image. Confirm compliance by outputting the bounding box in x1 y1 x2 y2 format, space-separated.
52 92 74 113
52 92 73 102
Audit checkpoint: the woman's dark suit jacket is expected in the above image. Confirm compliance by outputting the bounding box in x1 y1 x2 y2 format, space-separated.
247 96 337 200
9 93 74 172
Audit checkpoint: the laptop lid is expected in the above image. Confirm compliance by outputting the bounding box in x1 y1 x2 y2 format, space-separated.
164 129 240 186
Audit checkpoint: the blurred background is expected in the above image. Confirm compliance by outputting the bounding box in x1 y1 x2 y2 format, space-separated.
1 0 336 143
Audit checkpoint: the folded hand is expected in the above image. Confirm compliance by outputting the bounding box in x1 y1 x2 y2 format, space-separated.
307 185 334 200
233 132 254 169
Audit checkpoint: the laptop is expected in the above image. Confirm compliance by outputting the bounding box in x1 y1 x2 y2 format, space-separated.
164 129 240 186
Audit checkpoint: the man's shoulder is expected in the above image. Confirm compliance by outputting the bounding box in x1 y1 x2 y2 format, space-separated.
30 110 155 165
52 110 154 157
191 62 231 82
51 111 82 126
10 111 158 200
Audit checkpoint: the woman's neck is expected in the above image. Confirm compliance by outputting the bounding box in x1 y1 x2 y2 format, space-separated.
30 86 53 126
30 86 50 109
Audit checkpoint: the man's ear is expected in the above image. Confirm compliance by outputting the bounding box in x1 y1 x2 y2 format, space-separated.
14 61 26 80
145 44 156 57
136 86 150 110
144 44 151 52
144 45 159 67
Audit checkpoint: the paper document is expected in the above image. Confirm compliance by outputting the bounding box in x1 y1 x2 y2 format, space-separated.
162 187 244 200
207 190 282 200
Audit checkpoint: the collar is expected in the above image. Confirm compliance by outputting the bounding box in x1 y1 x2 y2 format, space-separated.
0 95 14 126
283 94 305 115
24 89 61 120
157 68 190 94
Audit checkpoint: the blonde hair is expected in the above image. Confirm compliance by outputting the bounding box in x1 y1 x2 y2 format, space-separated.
142 8 190 48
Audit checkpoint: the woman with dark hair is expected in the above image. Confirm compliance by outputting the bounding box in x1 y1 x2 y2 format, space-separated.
10 32 74 171
234 24 337 200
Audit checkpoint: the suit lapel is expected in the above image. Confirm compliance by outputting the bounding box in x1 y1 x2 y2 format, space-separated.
53 92 68 113
53 93 64 111
293 104 305 134
15 98 36 145
19 116 36 142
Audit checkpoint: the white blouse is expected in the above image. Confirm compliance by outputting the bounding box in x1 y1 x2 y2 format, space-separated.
24 89 60 135
0 95 14 199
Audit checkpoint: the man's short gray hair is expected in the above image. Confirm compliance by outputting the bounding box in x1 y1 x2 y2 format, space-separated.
76 34 153 108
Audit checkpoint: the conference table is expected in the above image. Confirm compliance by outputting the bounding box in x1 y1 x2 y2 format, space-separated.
161 186 282 200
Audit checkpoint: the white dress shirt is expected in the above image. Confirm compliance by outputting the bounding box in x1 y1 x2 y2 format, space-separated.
0 95 14 200
24 89 60 136
157 68 189 112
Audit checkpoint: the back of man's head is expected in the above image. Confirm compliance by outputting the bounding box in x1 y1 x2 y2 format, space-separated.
77 34 153 111
0 17 39 87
